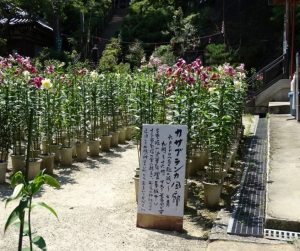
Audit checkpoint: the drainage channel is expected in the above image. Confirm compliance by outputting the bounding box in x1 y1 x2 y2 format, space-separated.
227 117 268 237
264 229 300 241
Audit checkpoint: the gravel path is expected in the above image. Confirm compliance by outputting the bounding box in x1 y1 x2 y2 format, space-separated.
0 143 207 251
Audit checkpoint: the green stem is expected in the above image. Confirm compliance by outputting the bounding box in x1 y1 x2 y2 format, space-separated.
25 109 34 181
28 196 33 251
17 211 24 251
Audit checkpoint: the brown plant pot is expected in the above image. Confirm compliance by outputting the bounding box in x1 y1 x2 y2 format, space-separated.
40 154 55 175
110 132 119 147
28 159 42 180
125 127 132 140
76 142 87 162
118 129 126 144
0 161 7 183
60 147 73 166
11 155 25 174
89 140 100 156
101 136 111 152
203 181 222 209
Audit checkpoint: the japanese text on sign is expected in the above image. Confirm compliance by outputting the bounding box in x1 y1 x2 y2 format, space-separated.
137 124 187 217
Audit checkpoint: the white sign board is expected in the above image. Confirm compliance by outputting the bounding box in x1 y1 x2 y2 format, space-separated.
137 124 187 217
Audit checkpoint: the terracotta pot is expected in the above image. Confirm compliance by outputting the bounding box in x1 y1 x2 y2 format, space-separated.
11 155 25 174
101 136 111 152
110 132 119 147
76 142 87 161
60 147 73 166
28 159 42 180
118 129 126 144
125 127 132 140
0 161 7 183
203 181 222 209
40 154 55 174
50 144 61 162
133 175 139 203
89 140 100 156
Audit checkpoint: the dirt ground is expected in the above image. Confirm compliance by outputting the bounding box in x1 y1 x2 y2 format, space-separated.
0 142 209 251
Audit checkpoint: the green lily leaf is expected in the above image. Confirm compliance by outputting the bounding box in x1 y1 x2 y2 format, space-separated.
34 201 58 219
33 235 47 251
5 183 24 208
13 221 29 236
4 199 27 233
11 171 24 186
43 174 60 189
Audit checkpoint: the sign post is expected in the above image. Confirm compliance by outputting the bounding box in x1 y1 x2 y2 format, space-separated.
136 124 187 232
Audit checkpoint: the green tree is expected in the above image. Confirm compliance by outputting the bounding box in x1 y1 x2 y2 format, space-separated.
152 45 176 65
99 38 122 72
125 40 145 69
204 43 236 65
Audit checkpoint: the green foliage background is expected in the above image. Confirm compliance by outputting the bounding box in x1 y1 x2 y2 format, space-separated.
0 0 299 70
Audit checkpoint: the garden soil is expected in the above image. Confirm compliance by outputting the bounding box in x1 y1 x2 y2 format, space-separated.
0 143 207 251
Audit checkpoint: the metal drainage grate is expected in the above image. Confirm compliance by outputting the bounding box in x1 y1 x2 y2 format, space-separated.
264 229 300 241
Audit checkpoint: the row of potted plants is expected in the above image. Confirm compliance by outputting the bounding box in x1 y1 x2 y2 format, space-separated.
131 58 247 208
0 54 246 208
0 55 134 182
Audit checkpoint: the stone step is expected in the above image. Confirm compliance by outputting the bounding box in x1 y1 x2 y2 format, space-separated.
268 102 290 114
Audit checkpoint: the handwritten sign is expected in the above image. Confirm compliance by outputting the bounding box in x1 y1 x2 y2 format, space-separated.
137 124 187 231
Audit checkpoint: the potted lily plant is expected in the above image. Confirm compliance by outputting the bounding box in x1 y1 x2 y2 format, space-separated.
0 83 11 183
98 74 111 152
203 63 246 208
75 67 89 161
59 73 77 166
88 70 101 156
39 76 56 173
10 71 28 173
115 73 127 144
107 73 119 147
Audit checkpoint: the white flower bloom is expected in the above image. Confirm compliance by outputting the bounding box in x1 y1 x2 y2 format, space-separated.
90 70 99 80
234 80 243 90
22 70 30 81
41 78 53 90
